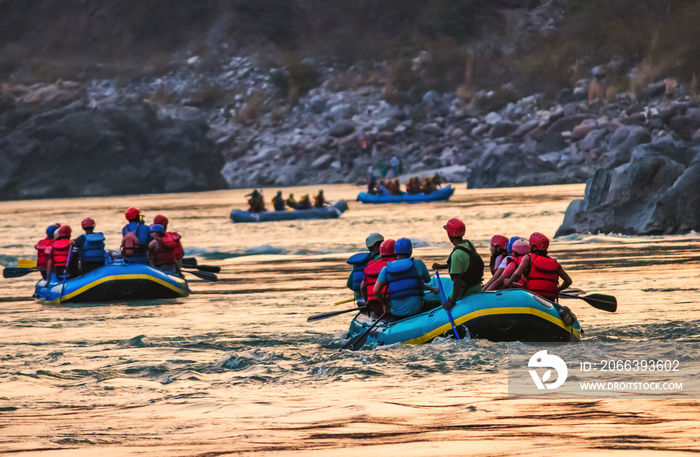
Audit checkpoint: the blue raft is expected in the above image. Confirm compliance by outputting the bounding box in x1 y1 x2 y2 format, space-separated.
357 185 455 204
230 200 348 223
34 261 190 304
346 276 581 346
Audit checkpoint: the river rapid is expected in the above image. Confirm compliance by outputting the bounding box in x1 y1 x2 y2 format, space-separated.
0 183 699 456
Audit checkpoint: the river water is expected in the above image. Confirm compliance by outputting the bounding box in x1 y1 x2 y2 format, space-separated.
0 183 699 456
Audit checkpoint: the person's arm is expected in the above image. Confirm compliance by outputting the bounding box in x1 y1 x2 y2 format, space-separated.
360 277 369 302
490 263 517 291
373 279 387 313
444 275 462 310
45 248 53 279
483 267 505 290
148 240 158 266
432 262 448 270
419 261 438 294
504 255 530 288
557 265 573 292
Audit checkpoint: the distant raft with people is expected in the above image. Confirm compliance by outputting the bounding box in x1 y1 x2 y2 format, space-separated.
357 185 455 204
230 200 349 223
33 260 190 304
345 276 581 346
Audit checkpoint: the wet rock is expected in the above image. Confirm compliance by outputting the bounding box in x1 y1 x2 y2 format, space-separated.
577 128 607 151
490 121 518 139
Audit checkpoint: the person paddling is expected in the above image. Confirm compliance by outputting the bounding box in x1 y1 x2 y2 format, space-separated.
74 218 106 274
272 191 286 211
360 239 396 316
373 238 436 318
346 233 384 300
121 207 151 264
45 225 75 280
313 190 327 208
35 223 61 279
504 232 572 301
154 214 184 273
148 224 178 274
432 218 484 310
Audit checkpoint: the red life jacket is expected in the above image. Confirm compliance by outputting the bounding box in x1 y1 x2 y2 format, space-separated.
151 239 177 267
35 238 53 270
526 253 560 300
164 232 184 260
505 255 527 288
363 257 393 302
51 239 72 268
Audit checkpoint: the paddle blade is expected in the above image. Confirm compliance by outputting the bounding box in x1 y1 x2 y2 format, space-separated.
182 269 218 282
308 306 365 322
18 259 37 269
583 293 617 312
333 297 355 306
196 264 221 273
342 313 386 351
3 267 37 278
182 257 197 268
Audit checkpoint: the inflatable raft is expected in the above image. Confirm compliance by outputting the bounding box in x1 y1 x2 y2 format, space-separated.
346 276 581 346
357 185 455 204
34 261 190 304
230 200 348 223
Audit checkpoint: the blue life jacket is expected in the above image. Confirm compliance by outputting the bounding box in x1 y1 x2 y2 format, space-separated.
80 232 106 263
347 252 371 292
385 258 424 299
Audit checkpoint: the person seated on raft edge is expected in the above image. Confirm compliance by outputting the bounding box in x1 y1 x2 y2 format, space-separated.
295 194 312 210
313 190 327 209
421 177 437 195
45 225 77 281
286 193 297 209
154 214 184 273
73 217 106 275
482 235 520 291
121 207 152 264
35 223 61 280
485 239 529 291
148 224 179 275
504 232 573 302
432 218 484 310
373 238 439 318
432 173 442 189
272 191 286 211
346 233 384 301
487 234 509 277
405 177 421 195
360 239 396 317
246 189 266 213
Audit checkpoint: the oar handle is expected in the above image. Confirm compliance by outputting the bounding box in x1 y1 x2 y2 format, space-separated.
435 271 460 340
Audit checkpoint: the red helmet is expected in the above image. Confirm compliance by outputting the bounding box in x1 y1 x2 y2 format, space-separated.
57 225 72 238
379 239 396 256
81 217 95 229
529 232 550 251
153 214 168 227
512 239 530 255
444 218 466 237
490 234 508 250
125 207 140 220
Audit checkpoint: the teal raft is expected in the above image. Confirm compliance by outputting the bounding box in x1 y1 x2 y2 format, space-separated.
346 276 581 346
230 200 348 223
357 185 454 204
34 261 190 304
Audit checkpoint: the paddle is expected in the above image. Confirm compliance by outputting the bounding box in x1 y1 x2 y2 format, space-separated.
182 269 218 282
18 259 37 269
182 257 197 267
342 312 387 351
559 292 617 313
182 257 221 273
333 297 355 306
3 266 37 278
435 271 461 340
308 306 367 322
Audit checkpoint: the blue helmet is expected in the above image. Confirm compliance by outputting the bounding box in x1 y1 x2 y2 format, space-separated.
507 236 522 253
149 223 165 234
394 237 413 255
46 224 59 238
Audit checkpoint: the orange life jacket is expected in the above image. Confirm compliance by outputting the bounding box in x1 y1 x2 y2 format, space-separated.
363 257 393 302
505 255 527 289
35 238 53 270
51 239 72 268
525 253 560 300
164 232 184 260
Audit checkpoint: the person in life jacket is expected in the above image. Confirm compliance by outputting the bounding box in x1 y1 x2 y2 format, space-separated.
73 217 106 274
153 214 184 272
432 218 484 310
360 239 396 316
505 232 572 301
246 189 266 212
45 225 76 280
346 232 384 299
295 194 312 210
482 235 520 291
272 191 286 211
485 239 530 291
313 190 327 209
488 234 509 276
373 238 436 317
148 224 178 274
121 207 151 264
286 193 297 209
35 223 61 279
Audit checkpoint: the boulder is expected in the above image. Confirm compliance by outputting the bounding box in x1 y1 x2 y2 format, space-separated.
490 121 518 139
577 128 607 151
329 120 356 137
311 153 334 170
